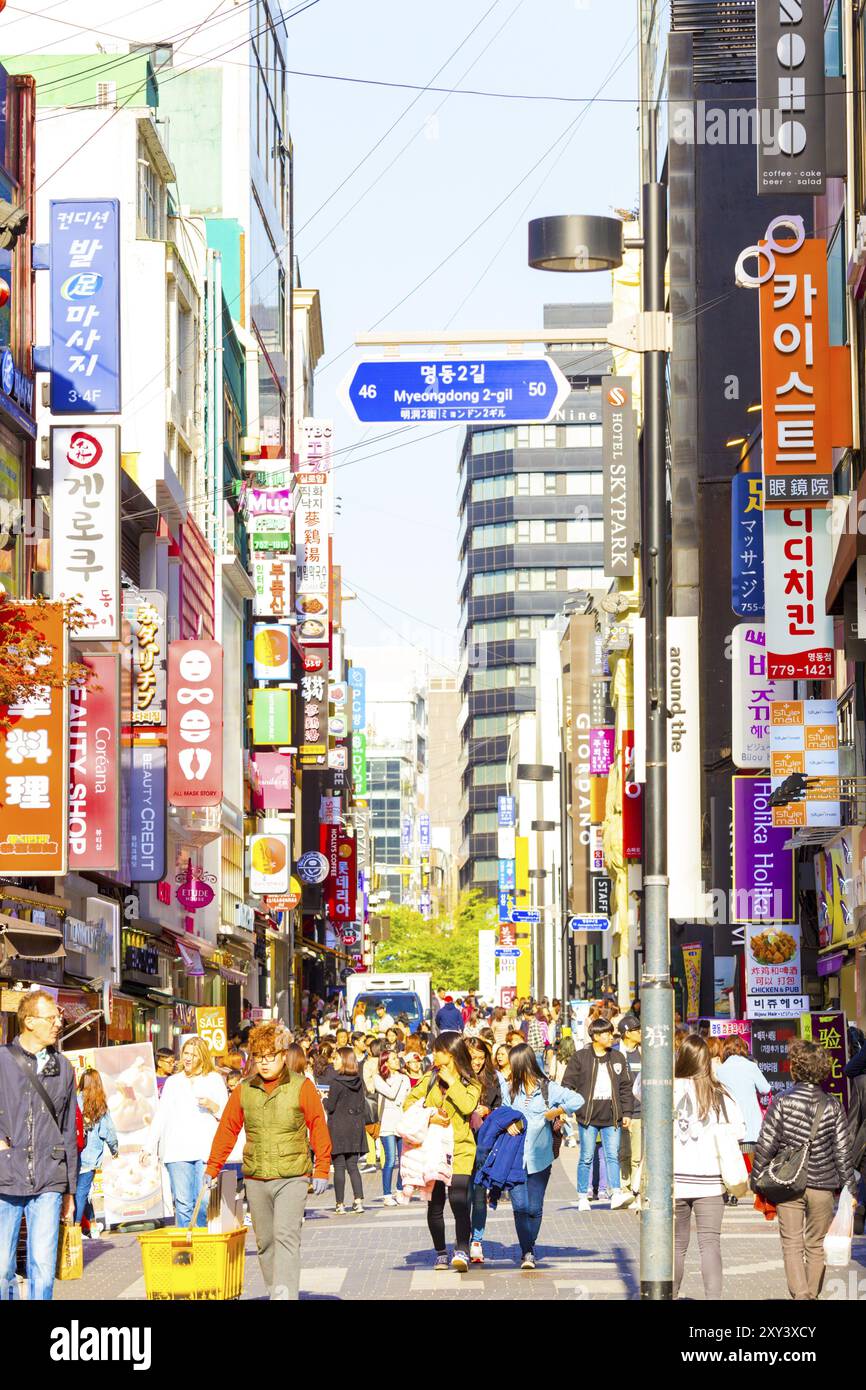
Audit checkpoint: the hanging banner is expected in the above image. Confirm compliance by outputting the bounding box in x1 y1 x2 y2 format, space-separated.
769 698 839 828
295 470 332 647
589 727 615 775
249 833 290 896
0 603 68 876
251 752 293 811
253 555 291 618
732 776 796 923
621 730 642 860
800 1012 849 1108
756 2 826 197
746 919 802 996
331 834 357 926
419 813 431 851
731 623 794 768
129 744 166 883
349 666 366 732
682 942 702 1023
667 618 704 920
167 641 223 806
50 425 120 639
351 732 367 795
68 652 119 872
299 656 326 764
124 590 166 728
601 376 639 578
253 622 292 680
731 473 764 617
764 507 834 677
49 198 121 414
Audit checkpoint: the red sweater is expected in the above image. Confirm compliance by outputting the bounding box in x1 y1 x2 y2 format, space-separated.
206 1076 332 1180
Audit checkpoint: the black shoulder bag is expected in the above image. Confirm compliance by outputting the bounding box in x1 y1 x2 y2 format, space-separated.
750 1092 828 1206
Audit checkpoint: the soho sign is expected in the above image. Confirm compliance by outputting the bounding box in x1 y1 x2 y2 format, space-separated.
756 0 826 195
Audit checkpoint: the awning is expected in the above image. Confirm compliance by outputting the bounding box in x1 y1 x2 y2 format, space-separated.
177 941 204 977
0 916 66 961
0 884 70 914
817 950 849 976
219 966 248 985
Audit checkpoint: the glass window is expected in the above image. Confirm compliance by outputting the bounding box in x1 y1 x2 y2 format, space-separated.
472 859 500 882
472 812 499 833
472 715 510 738
472 763 510 786
828 218 847 346
528 426 545 448
472 523 515 549
544 473 558 495
825 0 843 76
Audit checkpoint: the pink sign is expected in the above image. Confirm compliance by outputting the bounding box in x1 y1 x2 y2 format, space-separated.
176 878 215 911
252 753 293 810
68 653 120 871
590 727 615 775
167 641 223 806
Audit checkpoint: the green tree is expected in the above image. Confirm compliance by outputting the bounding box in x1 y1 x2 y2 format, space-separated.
374 890 497 992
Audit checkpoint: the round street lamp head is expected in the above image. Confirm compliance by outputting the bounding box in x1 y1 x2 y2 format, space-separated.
528 214 625 272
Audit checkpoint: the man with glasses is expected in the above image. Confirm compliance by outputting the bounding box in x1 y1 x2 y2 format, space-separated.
0 989 78 1300
205 1022 331 1300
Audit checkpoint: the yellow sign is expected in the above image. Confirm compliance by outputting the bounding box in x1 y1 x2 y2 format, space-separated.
196 1005 228 1058
515 835 532 997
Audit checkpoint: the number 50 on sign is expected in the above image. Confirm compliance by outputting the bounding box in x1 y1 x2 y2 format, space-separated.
195 1006 227 1058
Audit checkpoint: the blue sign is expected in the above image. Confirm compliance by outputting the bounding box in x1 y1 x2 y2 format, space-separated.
511 908 540 924
498 890 515 921
129 746 166 883
494 948 520 958
345 357 569 424
348 667 366 733
419 813 431 851
569 914 609 932
498 859 516 891
497 795 516 829
49 199 121 413
732 472 764 617
401 816 413 851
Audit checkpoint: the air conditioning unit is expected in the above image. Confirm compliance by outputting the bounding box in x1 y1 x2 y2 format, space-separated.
234 902 254 933
96 81 117 108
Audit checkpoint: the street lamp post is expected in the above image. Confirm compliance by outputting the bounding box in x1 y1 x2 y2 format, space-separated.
528 194 675 1300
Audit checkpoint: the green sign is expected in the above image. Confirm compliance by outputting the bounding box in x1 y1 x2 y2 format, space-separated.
252 688 291 745
352 732 367 795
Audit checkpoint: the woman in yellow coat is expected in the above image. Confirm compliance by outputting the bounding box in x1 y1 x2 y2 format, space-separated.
403 1031 482 1272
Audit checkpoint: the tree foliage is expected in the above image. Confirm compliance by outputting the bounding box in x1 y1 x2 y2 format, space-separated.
0 596 92 729
373 890 497 991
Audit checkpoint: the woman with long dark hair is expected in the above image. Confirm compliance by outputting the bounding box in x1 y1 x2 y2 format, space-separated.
673 1034 745 1299
402 1031 481 1272
75 1069 119 1235
466 1037 502 1264
324 1047 367 1214
502 1043 584 1270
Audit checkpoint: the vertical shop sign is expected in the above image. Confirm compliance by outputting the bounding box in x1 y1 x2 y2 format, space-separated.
299 653 326 764
769 698 839 828
167 641 223 806
756 1 826 196
68 652 119 871
125 591 166 728
50 425 120 639
253 555 291 618
621 730 642 859
764 507 834 677
731 473 765 617
49 198 121 413
601 376 638 577
732 624 794 768
129 744 166 883
295 469 333 648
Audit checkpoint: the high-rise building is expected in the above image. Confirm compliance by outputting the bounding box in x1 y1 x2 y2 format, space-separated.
457 304 613 893
426 675 462 917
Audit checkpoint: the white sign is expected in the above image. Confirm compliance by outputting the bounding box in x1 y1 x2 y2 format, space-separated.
769 698 840 828
633 617 646 782
249 833 290 896
51 426 120 638
764 507 834 679
746 994 810 1020
478 929 496 1001
667 617 707 921
590 825 605 873
253 556 291 619
294 470 333 645
497 826 516 861
300 418 334 471
732 623 794 768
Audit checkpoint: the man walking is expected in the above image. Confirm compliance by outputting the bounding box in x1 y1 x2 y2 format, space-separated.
206 1022 331 1300
434 995 463 1033
0 990 79 1300
617 1013 642 1205
562 1016 635 1211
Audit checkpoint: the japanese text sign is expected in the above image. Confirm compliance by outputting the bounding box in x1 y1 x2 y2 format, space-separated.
124 590 166 728
51 426 120 639
49 199 120 413
167 641 223 806
731 473 765 617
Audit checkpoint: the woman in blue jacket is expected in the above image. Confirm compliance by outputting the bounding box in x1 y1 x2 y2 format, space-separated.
75 1069 119 1236
501 1042 584 1270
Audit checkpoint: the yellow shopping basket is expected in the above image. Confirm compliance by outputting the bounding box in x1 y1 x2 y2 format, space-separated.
137 1186 247 1300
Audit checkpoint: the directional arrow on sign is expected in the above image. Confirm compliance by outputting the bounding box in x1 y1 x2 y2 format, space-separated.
339 357 571 425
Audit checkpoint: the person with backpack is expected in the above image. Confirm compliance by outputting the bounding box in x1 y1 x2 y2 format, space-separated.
499 1042 584 1270
562 1015 636 1210
752 1039 855 1300
324 1047 367 1214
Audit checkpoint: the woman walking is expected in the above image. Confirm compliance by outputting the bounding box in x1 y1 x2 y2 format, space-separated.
374 1049 410 1205
466 1037 502 1263
753 1039 855 1300
500 1043 584 1270
75 1069 119 1237
402 1031 481 1272
673 1035 745 1300
324 1047 367 1214
490 1007 509 1049
717 1034 771 1203
144 1035 226 1228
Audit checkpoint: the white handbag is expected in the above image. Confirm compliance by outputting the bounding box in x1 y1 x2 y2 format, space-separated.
714 1115 750 1199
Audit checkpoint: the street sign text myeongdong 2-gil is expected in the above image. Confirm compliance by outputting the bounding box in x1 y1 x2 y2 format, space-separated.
343 358 571 424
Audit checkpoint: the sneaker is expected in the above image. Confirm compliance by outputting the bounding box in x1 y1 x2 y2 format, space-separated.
352 1199 365 1214
433 1253 450 1271
611 1190 634 1211
591 1190 599 1201
334 1204 347 1215
469 1240 484 1264
576 1195 592 1213
728 1196 739 1208
382 1194 398 1207
520 1251 537 1271
451 1249 469 1273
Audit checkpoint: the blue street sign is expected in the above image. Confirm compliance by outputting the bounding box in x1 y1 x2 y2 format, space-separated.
498 890 514 922
342 357 570 424
494 948 521 958
498 859 516 891
569 914 609 931
497 795 516 829
511 909 540 924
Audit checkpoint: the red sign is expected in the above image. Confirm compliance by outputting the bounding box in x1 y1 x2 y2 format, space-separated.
321 822 340 918
68 653 120 871
621 730 642 860
252 752 293 810
167 641 223 806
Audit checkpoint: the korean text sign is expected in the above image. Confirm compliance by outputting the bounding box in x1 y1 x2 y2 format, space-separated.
49 199 120 413
295 470 332 647
0 603 68 875
167 641 223 806
731 624 793 768
763 506 833 678
68 652 119 872
51 426 120 639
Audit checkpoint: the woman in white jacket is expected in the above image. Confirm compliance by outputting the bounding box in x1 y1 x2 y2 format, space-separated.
374 1051 410 1206
674 1034 746 1300
142 1035 226 1228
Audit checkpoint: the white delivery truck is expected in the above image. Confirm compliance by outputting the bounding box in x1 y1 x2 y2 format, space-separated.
345 973 432 1033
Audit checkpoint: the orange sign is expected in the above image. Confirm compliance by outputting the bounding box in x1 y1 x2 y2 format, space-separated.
0 603 68 875
759 233 846 507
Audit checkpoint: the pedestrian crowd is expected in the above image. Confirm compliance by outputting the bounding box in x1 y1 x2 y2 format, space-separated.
1 986 865 1302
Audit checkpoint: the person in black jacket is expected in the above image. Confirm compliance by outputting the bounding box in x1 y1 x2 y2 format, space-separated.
753 1039 855 1300
324 1047 367 1214
562 1017 634 1211
848 1074 866 1236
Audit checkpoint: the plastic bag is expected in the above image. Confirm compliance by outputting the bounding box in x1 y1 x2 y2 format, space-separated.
823 1187 855 1268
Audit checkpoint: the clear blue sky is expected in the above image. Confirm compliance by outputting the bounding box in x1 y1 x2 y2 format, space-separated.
288 0 638 662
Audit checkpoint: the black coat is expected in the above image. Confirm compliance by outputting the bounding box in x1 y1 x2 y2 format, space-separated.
561 1045 634 1127
324 1071 367 1155
848 1075 866 1173
753 1082 855 1191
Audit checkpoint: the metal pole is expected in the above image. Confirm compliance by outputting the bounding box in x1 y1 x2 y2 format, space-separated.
639 180 674 1301
560 748 571 1002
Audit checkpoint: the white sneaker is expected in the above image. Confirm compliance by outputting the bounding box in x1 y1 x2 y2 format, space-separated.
382 1194 398 1207
576 1195 592 1212
611 1190 634 1210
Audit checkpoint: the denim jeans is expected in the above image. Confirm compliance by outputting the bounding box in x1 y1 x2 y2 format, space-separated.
380 1136 402 1196
0 1191 63 1300
166 1160 208 1228
577 1124 621 1194
74 1169 96 1226
510 1166 551 1256
470 1180 488 1242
